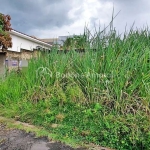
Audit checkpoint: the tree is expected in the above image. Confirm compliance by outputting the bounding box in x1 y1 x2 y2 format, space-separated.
63 37 74 50
0 13 12 50
62 35 87 51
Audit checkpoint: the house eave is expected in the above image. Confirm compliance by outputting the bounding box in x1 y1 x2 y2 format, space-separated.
10 30 52 48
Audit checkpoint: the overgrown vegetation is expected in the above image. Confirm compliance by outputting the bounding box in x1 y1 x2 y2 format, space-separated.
0 13 12 50
62 34 87 51
0 22 150 149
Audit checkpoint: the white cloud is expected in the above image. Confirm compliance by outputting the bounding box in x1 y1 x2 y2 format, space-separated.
33 0 114 38
2 0 150 38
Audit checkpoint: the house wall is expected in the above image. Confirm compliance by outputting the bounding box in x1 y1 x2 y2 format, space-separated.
4 50 39 72
6 50 39 60
8 33 51 52
0 30 51 75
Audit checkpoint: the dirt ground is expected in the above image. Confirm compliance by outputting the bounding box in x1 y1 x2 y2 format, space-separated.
0 121 112 150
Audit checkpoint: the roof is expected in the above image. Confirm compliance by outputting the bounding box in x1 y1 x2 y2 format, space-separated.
40 38 58 45
10 29 52 47
40 38 58 42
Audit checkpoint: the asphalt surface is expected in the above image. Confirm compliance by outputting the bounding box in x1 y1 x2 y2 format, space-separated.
0 123 85 150
0 122 112 150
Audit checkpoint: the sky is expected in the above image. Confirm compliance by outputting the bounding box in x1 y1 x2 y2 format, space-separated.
0 0 150 38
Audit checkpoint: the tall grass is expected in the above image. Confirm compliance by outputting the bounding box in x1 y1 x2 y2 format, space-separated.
0 24 150 149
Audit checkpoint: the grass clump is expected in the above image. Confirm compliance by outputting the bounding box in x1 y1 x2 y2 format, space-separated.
0 24 150 149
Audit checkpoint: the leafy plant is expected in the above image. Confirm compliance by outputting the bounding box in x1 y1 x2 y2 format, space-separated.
0 13 12 50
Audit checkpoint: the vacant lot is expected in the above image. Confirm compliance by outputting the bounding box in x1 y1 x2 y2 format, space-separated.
0 27 150 149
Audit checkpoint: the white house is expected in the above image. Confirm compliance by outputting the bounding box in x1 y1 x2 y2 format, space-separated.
0 29 52 77
8 29 52 52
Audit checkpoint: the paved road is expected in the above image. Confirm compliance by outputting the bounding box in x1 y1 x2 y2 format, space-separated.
0 123 111 150
0 123 86 150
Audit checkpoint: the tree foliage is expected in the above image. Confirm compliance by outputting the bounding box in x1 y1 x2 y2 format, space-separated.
63 35 87 51
0 13 12 50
